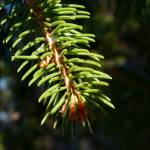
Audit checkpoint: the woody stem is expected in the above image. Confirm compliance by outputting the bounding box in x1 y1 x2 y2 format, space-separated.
25 0 80 100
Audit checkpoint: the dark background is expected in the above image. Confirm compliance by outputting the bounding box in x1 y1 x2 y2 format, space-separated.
0 0 150 149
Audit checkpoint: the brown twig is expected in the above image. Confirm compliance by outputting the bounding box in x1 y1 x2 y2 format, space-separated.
25 0 87 122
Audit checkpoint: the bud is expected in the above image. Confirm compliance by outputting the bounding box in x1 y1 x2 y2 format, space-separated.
69 95 87 122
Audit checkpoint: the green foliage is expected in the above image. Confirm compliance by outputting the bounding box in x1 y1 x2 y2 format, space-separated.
0 0 113 131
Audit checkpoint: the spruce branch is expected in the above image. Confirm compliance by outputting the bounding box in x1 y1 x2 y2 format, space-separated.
0 0 114 132
25 0 87 123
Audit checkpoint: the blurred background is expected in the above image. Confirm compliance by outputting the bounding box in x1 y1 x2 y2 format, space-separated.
0 0 150 149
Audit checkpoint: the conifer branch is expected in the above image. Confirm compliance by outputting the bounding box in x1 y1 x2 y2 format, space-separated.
25 0 87 122
0 0 114 132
